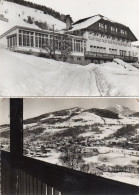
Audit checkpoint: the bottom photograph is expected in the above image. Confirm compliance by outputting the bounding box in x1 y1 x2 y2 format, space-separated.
0 98 139 195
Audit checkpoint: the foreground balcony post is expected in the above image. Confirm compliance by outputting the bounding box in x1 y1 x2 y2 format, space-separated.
10 98 23 194
10 98 23 164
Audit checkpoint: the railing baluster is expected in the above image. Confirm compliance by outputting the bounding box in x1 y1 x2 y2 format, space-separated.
37 179 42 195
29 175 34 195
41 182 46 195
17 169 20 195
34 177 38 195
53 189 60 195
47 186 53 195
26 173 30 195
23 171 27 195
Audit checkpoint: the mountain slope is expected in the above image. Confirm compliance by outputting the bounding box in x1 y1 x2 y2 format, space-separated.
106 105 135 116
85 108 120 119
0 0 66 36
129 112 139 117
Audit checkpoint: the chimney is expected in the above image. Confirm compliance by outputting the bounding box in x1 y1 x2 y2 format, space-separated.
65 15 72 30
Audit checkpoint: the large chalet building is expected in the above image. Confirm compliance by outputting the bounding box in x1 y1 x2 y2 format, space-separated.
66 14 138 64
0 14 138 65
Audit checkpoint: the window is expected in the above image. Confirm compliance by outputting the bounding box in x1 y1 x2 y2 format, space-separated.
7 38 10 47
77 57 81 61
119 50 126 56
35 34 39 47
19 34 22 46
99 23 105 31
99 23 104 28
42 34 49 48
115 28 118 34
7 35 17 47
109 48 117 55
84 41 86 52
111 26 116 33
121 29 127 37
74 39 84 52
19 30 34 47
91 46 106 53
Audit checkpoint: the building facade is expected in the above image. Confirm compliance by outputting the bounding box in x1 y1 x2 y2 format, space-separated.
0 25 87 64
66 14 138 64
0 14 138 65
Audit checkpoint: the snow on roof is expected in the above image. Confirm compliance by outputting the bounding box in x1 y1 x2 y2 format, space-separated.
69 15 101 32
69 14 127 32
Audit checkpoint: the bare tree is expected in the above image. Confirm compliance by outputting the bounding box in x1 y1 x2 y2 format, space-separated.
60 144 89 172
42 42 55 59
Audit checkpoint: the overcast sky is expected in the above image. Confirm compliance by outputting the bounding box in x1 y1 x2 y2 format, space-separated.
26 0 139 44
0 98 139 125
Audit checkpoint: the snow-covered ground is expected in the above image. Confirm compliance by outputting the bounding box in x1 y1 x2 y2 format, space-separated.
84 147 139 186
0 48 139 96
0 0 65 36
94 60 139 96
34 149 61 165
103 172 139 187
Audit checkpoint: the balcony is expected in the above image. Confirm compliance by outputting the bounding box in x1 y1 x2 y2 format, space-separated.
84 51 138 63
1 150 139 195
1 98 139 195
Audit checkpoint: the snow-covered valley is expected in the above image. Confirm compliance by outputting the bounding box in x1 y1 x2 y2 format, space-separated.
0 106 139 186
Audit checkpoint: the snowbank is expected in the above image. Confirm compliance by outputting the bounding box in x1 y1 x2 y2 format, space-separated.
0 49 100 96
94 60 139 96
0 48 139 96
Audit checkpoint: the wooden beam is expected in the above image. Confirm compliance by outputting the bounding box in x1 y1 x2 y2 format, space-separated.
10 98 23 166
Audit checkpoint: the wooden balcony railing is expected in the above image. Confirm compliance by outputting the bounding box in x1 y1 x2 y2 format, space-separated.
84 51 138 62
1 150 139 195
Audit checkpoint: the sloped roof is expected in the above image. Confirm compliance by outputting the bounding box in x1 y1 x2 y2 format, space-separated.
69 14 138 41
69 15 101 32
70 14 128 32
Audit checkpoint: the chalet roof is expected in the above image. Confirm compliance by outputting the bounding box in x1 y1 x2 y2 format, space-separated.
69 14 138 41
70 15 101 32
70 14 128 32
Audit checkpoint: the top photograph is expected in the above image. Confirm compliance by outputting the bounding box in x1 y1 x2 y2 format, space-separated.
0 0 139 97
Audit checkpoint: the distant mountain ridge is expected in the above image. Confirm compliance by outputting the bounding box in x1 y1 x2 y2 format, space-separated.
84 108 120 119
1 105 137 127
129 112 139 117
23 105 122 126
105 104 135 116
0 105 139 150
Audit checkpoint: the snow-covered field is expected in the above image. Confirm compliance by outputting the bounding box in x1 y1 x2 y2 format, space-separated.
0 48 139 96
94 60 139 96
84 147 139 186
0 0 65 36
103 172 139 187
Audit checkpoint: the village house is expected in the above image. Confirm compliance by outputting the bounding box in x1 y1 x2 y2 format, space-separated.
0 14 138 65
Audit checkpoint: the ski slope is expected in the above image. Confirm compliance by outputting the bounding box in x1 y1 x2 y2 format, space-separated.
0 48 139 96
0 0 66 36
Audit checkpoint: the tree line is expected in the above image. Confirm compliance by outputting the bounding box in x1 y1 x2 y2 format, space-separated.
5 0 69 23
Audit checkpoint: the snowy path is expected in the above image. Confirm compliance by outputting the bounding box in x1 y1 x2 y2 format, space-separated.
0 49 139 96
53 68 100 96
